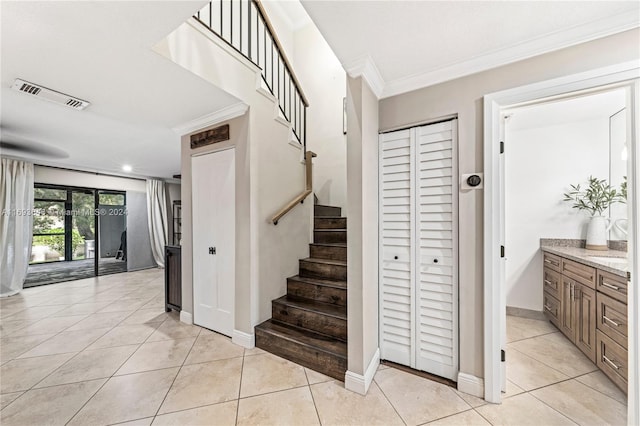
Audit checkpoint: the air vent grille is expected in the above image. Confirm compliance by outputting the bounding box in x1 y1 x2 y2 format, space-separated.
11 79 90 110
20 83 41 95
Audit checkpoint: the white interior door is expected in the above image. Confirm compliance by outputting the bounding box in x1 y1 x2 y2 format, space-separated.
192 148 235 337
379 129 415 367
415 120 458 380
379 120 459 381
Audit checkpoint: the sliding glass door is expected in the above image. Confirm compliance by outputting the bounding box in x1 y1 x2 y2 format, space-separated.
26 184 127 287
97 191 127 276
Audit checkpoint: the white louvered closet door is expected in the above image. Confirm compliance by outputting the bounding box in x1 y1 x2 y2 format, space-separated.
379 129 414 366
379 119 458 381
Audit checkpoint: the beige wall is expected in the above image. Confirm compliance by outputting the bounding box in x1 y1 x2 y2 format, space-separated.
34 166 146 192
293 24 347 210
250 3 348 210
346 76 379 390
161 19 311 336
180 115 253 332
378 28 640 379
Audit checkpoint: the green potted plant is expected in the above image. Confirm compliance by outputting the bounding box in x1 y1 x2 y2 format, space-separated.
563 176 624 250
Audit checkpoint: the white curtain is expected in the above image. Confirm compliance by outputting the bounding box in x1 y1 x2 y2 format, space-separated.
146 179 168 268
1 158 34 297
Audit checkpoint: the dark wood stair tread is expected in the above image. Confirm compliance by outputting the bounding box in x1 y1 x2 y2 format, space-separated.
310 243 347 247
274 295 346 319
288 275 347 289
256 319 347 358
301 257 347 267
314 229 347 232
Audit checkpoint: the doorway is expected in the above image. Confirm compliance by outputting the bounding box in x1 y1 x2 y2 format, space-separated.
483 61 639 423
192 147 236 337
379 119 459 382
25 184 127 287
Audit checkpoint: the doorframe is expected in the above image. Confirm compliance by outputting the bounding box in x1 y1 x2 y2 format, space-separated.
483 60 640 420
377 118 460 381
190 146 237 337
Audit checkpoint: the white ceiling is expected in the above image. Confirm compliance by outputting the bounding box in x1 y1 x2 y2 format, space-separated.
1 0 239 179
300 1 640 98
506 89 626 131
2 1 638 179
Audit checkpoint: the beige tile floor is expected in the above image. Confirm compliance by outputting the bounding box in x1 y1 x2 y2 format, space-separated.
0 269 628 425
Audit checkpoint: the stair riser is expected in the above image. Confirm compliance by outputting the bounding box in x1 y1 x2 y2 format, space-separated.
299 260 347 281
255 327 346 380
309 244 347 262
287 280 347 306
314 205 341 217
314 217 347 229
314 231 347 244
272 302 347 341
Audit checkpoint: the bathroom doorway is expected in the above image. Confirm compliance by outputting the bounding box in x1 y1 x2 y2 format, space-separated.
483 61 638 423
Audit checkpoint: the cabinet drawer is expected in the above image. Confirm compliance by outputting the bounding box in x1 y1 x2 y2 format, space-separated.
597 270 628 304
596 292 627 349
543 267 561 300
543 292 561 329
543 252 561 273
596 330 627 393
562 258 595 288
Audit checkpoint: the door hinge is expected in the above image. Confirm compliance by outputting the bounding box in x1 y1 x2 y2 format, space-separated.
500 141 504 154
500 245 505 258
501 349 506 362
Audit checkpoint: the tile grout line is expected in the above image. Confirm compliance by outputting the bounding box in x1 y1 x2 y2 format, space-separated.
62 303 168 425
572 372 628 405
23 310 142 389
506 344 589 381
234 352 246 425
507 330 557 343
0 307 149 412
527 388 581 425
371 377 408 426
472 406 496 426
151 332 200 421
414 407 477 426
303 369 324 426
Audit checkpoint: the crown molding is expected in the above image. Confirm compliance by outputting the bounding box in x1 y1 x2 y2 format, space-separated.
382 11 640 98
345 55 385 99
172 102 248 136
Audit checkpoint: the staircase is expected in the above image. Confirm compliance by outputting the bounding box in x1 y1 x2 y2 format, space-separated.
255 204 347 380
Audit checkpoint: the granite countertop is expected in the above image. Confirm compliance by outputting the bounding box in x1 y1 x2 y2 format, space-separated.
540 244 628 279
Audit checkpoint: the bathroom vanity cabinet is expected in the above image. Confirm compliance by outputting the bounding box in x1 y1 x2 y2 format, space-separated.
542 247 628 393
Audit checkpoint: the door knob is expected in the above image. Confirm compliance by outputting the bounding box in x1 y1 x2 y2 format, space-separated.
209 247 216 255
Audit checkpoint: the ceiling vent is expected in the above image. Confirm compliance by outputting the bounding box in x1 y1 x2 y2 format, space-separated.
11 79 90 110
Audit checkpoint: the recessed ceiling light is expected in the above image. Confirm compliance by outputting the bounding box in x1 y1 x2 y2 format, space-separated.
122 165 132 172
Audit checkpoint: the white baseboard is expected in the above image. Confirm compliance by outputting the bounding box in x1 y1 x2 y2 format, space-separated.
179 311 193 325
232 329 255 348
345 348 380 395
457 372 484 399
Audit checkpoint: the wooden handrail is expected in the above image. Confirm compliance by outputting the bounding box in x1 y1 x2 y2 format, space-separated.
272 151 316 225
254 0 309 107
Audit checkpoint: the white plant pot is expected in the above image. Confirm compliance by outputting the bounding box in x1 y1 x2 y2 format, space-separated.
586 215 613 250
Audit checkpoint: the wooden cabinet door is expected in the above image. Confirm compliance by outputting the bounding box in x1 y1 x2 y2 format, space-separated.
560 277 576 341
574 283 596 362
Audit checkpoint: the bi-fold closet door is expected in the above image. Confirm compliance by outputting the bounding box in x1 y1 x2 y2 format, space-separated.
379 119 459 381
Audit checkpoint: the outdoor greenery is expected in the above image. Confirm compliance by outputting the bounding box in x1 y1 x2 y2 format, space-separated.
32 187 126 261
32 228 84 258
563 176 625 216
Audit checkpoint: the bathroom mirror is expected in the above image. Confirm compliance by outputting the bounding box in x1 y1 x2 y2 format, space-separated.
609 108 627 241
